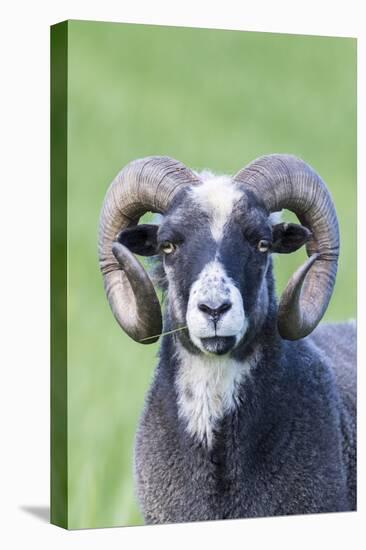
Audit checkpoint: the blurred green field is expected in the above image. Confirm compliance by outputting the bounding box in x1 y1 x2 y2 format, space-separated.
66 21 356 528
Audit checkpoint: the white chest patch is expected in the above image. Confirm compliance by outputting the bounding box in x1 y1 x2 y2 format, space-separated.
175 345 253 448
191 173 243 241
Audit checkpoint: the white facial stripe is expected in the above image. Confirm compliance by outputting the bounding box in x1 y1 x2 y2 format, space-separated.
186 260 247 352
175 345 258 448
191 173 242 242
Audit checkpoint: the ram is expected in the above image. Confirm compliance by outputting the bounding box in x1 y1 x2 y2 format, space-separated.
98 154 356 524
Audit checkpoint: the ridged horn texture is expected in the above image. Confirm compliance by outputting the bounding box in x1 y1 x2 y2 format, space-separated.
98 156 200 343
233 154 339 340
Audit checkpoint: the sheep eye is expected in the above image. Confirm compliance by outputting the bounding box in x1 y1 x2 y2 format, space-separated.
161 241 176 255
258 239 270 253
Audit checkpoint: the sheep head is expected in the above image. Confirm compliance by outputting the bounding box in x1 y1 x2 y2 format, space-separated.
98 155 339 350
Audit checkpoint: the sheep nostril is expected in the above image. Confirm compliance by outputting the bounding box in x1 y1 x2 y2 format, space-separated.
217 301 232 315
198 303 212 315
198 301 232 320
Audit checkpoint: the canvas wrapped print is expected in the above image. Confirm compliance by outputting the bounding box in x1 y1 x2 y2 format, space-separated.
50 20 357 529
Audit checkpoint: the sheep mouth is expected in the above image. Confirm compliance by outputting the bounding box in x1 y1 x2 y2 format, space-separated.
200 336 236 355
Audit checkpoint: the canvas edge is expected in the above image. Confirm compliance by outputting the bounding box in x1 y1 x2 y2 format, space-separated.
50 20 68 530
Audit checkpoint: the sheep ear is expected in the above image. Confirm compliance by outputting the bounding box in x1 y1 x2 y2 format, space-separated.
116 224 159 256
271 223 311 254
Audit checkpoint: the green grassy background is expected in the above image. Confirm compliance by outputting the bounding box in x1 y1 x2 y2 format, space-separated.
66 21 356 528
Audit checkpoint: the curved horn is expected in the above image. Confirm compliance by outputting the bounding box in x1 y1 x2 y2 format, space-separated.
233 154 339 340
98 156 200 343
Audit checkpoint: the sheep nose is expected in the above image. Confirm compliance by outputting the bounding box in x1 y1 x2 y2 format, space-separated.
198 301 232 321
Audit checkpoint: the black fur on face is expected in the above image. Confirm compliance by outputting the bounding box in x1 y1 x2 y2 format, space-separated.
117 185 310 357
